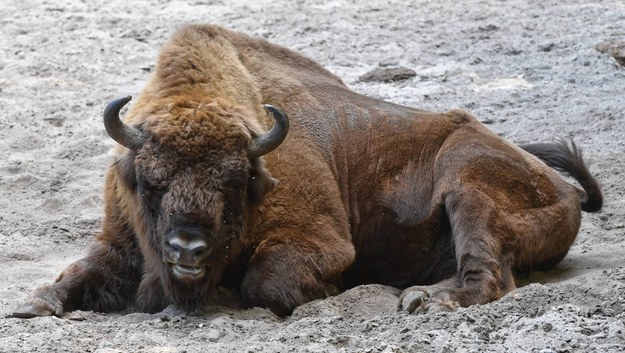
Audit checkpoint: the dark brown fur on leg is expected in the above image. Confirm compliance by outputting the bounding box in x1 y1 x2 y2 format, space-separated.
13 240 142 317
241 228 354 316
446 192 507 304
398 187 518 314
135 272 170 313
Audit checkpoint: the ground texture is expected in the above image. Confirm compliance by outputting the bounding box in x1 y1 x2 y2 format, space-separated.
1 0 624 352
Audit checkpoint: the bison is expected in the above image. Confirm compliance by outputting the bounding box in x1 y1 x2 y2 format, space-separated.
14 24 602 318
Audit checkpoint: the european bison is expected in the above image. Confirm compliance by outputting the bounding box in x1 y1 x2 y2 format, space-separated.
14 24 602 318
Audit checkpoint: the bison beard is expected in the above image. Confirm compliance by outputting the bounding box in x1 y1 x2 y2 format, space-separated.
14 24 602 318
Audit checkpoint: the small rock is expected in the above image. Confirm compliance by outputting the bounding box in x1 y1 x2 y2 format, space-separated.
65 311 86 321
121 28 152 42
207 328 220 342
478 24 499 32
506 48 523 56
359 66 416 83
539 42 555 52
44 117 64 127
595 40 625 67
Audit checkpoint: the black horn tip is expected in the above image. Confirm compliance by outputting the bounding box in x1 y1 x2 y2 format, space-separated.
263 104 289 130
248 104 289 158
103 95 132 120
120 95 132 105
103 95 147 150
263 104 279 115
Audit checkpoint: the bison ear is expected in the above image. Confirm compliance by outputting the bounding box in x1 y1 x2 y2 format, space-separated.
113 149 138 192
247 159 278 206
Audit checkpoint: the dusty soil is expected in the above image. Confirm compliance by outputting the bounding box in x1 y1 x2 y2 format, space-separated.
1 0 624 352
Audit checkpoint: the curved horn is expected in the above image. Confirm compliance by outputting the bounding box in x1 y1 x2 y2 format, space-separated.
248 104 290 158
103 95 147 150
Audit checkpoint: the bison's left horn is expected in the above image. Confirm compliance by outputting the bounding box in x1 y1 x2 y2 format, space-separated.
248 104 290 158
103 95 147 150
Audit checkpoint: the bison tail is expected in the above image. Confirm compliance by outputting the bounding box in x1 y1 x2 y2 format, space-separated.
520 140 603 213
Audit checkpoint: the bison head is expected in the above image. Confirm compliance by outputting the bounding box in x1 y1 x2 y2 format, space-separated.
103 96 288 308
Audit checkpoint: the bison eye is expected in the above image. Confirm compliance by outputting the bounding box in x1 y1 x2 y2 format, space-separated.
222 189 243 225
138 181 166 210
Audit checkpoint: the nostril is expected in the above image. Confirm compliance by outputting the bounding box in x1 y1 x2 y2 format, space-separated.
164 239 182 257
190 242 208 260
166 236 208 261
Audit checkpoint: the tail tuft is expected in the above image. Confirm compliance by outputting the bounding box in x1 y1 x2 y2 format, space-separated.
521 140 603 212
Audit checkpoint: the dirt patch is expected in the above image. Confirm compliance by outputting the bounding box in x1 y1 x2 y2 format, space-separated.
1 0 624 352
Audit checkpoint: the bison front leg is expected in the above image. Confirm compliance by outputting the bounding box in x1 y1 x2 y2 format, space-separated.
400 190 516 314
241 227 355 316
13 239 142 318
135 271 170 313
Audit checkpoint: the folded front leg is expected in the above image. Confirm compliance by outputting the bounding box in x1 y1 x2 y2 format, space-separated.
241 226 355 316
13 239 142 318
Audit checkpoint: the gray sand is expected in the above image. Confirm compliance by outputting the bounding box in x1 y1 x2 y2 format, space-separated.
1 0 624 352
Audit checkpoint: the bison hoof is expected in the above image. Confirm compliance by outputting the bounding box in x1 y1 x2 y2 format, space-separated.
13 285 64 318
398 286 430 313
420 294 459 313
398 286 459 314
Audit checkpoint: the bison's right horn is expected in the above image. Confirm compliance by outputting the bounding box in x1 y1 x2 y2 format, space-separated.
248 104 290 158
103 95 147 150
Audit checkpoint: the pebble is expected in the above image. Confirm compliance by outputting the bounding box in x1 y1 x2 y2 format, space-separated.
207 328 221 342
595 40 625 66
358 66 416 82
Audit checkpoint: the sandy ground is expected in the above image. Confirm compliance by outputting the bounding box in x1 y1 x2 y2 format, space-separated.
1 0 624 352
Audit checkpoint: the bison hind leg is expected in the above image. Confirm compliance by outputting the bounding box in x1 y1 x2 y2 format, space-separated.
400 189 520 314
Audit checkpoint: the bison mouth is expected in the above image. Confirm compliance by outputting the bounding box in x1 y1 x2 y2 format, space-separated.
170 263 207 280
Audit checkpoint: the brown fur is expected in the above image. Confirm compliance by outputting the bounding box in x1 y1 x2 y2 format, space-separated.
14 25 602 318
